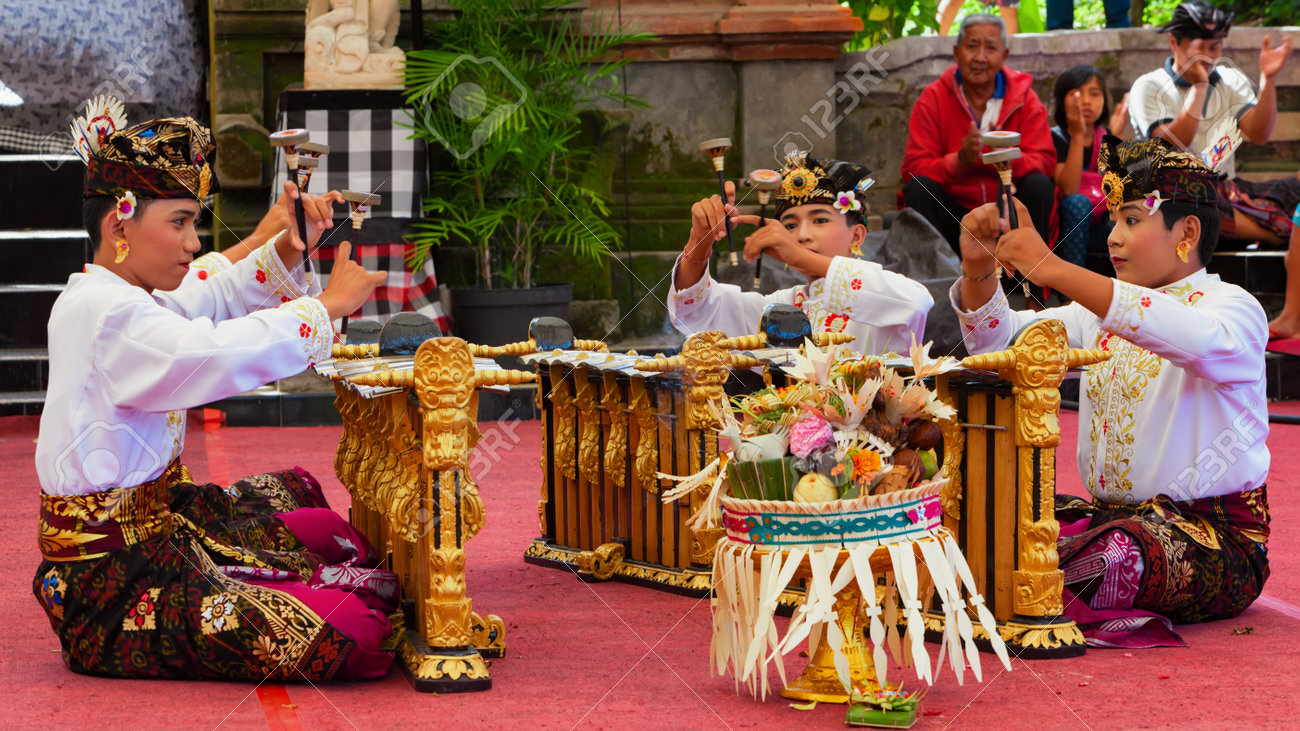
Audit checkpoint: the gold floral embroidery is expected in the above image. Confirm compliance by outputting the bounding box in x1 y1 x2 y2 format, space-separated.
278 298 333 366
199 592 241 635
1089 274 1210 502
253 241 313 305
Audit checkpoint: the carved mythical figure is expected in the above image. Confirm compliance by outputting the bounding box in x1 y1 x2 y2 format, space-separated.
305 0 405 89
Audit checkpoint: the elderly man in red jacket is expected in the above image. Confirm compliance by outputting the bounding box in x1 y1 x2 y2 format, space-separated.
901 14 1056 257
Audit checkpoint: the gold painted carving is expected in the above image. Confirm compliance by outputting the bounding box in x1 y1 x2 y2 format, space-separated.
691 527 725 565
470 611 507 655
525 540 713 592
602 371 628 489
425 546 471 646
399 642 490 682
628 378 659 494
934 376 964 520
575 542 625 580
551 364 577 481
576 367 600 478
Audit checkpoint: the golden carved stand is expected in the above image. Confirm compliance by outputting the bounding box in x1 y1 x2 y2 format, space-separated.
928 319 1109 658
333 337 535 692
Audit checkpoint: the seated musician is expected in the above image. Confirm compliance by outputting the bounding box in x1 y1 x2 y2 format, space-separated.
32 108 398 680
669 152 934 355
952 135 1269 647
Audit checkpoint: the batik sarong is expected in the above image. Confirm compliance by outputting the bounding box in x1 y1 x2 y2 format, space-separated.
34 462 399 681
1056 486 1269 648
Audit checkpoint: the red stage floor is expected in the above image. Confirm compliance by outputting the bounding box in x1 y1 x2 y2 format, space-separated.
3 407 1299 729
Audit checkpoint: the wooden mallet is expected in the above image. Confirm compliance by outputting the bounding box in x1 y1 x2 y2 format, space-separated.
744 168 782 290
699 137 739 266
981 130 1029 298
296 141 328 192
338 190 383 339
269 128 313 274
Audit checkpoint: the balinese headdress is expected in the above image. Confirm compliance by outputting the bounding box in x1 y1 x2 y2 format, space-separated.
1159 1 1233 41
773 152 875 225
70 95 218 213
1098 135 1219 216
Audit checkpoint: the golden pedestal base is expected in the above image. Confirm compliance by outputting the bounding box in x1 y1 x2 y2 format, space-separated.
395 608 507 693
397 636 492 693
920 612 1086 659
779 583 882 704
524 539 714 595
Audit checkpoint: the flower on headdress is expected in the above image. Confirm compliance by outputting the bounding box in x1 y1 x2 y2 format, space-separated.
782 166 817 201
1102 171 1126 211
115 190 137 221
833 190 862 214
1142 190 1168 215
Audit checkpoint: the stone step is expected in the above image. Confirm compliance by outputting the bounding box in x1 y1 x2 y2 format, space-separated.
0 389 45 417
0 154 83 230
0 229 89 285
0 348 48 392
0 284 62 348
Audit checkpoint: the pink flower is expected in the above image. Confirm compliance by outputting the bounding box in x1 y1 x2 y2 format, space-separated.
988 318 1000 329
850 278 862 291
197 270 208 281
255 270 266 284
299 323 311 338
1140 296 1151 307
789 414 834 458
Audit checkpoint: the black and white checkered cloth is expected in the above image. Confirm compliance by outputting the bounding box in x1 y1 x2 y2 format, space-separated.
272 89 447 329
271 90 426 219
0 125 72 154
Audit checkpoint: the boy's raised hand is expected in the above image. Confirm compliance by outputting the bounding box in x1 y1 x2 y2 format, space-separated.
992 197 1054 285
316 241 387 321
274 181 344 271
686 180 738 259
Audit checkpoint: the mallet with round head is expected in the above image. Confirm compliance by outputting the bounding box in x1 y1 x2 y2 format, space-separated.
744 168 783 290
699 137 739 266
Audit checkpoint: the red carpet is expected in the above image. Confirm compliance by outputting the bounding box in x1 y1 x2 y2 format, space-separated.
4 408 1300 729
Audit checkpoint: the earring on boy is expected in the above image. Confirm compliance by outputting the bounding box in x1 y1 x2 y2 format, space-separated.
114 239 129 264
1176 239 1191 264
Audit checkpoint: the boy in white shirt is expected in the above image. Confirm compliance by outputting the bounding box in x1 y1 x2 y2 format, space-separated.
953 135 1269 647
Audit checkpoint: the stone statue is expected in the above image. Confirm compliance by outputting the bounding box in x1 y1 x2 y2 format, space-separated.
304 0 405 89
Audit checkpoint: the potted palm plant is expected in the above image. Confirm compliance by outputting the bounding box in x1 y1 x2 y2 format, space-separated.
404 0 650 345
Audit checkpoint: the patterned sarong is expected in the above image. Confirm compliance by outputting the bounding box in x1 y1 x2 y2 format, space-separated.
1056 487 1269 648
33 464 398 681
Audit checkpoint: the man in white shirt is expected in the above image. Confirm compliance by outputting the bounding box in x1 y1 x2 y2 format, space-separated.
1128 1 1298 247
952 135 1269 648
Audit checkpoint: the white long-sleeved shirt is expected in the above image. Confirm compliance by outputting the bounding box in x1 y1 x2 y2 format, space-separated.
951 269 1269 505
669 256 933 356
36 241 332 495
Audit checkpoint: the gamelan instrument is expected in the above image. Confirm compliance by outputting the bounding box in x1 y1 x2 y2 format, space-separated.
699 137 739 266
523 307 855 591
269 128 313 274
744 168 783 290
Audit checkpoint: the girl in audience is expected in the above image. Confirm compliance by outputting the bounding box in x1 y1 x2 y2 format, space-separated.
1051 65 1127 274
